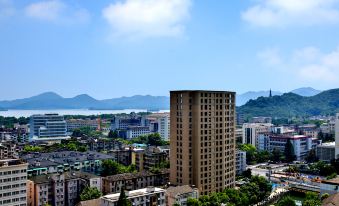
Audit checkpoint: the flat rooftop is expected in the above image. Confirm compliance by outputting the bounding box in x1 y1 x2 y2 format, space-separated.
170 90 235 94
102 187 165 202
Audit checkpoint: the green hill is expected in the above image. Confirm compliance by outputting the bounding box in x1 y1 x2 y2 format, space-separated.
238 88 339 118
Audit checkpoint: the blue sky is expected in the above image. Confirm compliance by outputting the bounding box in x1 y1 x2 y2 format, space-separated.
1 0 339 100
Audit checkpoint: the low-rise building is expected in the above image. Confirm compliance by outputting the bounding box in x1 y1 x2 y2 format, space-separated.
134 147 169 171
22 151 115 176
236 150 247 175
102 169 169 194
316 142 336 162
101 187 166 206
320 176 339 195
0 142 18 159
27 171 101 206
166 185 199 206
0 159 28 206
125 126 151 139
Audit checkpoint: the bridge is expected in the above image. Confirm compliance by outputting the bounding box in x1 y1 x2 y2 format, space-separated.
288 182 320 193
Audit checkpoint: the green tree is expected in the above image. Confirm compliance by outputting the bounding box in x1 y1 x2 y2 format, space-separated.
108 130 118 138
284 139 296 162
276 196 296 206
147 133 163 146
305 149 318 163
302 192 321 206
321 193 330 201
187 197 200 206
271 148 282 163
66 143 77 151
117 188 132 206
80 187 102 201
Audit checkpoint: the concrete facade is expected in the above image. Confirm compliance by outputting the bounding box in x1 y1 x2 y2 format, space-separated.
170 90 236 195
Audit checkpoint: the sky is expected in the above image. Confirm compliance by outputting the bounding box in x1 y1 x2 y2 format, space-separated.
1 0 339 100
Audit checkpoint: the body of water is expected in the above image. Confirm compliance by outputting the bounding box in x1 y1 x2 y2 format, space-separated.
0 109 169 118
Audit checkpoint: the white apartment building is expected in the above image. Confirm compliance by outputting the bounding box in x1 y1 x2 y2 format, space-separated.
147 113 170 141
101 187 166 206
0 159 28 206
236 150 247 175
242 123 273 147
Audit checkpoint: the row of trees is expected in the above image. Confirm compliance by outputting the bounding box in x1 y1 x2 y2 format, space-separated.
108 132 169 147
0 116 29 128
186 176 272 206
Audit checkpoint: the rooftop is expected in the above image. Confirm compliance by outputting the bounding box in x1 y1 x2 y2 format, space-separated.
317 142 335 148
29 171 99 184
102 187 165 202
103 169 169 181
170 90 235 94
166 185 196 197
22 151 114 169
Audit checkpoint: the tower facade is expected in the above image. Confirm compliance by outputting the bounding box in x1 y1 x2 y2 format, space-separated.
170 90 236 195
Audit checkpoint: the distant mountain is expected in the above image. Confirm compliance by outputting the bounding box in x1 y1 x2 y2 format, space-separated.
290 87 321 96
238 89 339 118
0 92 169 110
236 90 282 106
236 87 321 106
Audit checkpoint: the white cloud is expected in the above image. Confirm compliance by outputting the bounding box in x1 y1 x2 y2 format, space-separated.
25 0 89 24
257 46 339 83
0 0 15 19
102 0 192 38
242 0 339 27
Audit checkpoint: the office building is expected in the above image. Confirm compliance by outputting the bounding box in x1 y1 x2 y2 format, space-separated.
166 185 199 206
316 142 336 162
66 119 99 132
258 134 318 161
0 159 28 206
236 150 247 175
242 123 272 147
125 126 151 139
101 187 166 206
29 114 69 142
170 90 236 195
110 114 148 131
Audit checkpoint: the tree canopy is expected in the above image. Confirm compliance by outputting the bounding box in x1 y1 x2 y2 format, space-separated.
80 187 102 201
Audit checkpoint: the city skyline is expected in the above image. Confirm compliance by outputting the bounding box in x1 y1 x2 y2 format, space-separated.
1 0 339 100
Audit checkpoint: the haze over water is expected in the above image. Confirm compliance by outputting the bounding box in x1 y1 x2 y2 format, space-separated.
0 109 170 118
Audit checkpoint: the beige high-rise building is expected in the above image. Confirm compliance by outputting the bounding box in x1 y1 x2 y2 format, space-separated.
170 90 236 195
